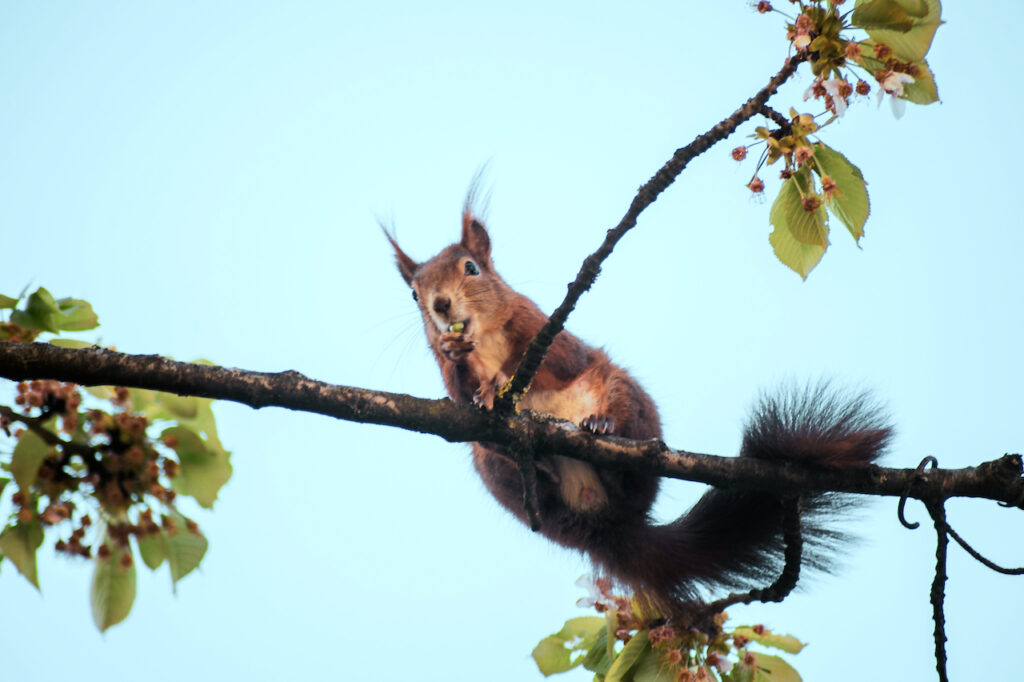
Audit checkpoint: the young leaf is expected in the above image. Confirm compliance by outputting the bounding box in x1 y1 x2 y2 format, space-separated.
605 629 650 682
11 430 52 491
631 648 679 682
769 168 828 278
49 338 95 349
751 653 801 682
772 168 828 247
164 511 207 586
812 144 870 241
0 521 45 589
733 627 805 654
769 227 826 280
142 390 226 456
91 537 137 632
55 298 100 331
902 58 939 104
0 294 18 309
855 0 942 62
136 531 167 571
164 426 232 508
582 626 613 675
851 0 915 32
532 617 606 675
11 287 62 333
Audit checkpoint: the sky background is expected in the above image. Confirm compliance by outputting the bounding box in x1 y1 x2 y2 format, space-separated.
1 1 1021 680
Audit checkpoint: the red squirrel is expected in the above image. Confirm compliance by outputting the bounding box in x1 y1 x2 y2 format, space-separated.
386 206 891 613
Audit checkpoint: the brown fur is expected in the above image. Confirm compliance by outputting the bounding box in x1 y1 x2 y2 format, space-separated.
387 208 892 616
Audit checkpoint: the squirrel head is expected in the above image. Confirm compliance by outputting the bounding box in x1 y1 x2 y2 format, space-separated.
386 210 513 344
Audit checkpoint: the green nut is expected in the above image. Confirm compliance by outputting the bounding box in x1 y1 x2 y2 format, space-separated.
448 321 465 333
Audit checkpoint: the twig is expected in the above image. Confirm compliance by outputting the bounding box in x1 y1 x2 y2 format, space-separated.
698 496 804 616
945 524 1024 575
509 441 542 531
757 104 792 130
495 53 807 413
926 500 949 682
0 404 99 462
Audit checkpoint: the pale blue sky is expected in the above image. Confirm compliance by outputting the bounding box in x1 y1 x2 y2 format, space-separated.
1 2 1021 681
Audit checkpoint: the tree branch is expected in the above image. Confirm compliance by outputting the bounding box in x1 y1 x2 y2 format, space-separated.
1 342 1021 507
495 53 807 413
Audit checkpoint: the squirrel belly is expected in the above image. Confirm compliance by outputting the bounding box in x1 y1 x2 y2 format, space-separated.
387 207 892 613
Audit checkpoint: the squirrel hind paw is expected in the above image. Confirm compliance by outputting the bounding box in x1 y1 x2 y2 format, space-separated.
581 414 616 435
473 382 496 410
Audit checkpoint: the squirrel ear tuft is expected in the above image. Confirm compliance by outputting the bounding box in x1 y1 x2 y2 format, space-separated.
461 209 492 267
382 226 418 286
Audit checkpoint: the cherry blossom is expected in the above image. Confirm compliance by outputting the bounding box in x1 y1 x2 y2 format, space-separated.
877 71 915 118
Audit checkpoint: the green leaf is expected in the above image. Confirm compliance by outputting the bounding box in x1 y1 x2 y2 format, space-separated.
769 168 828 279
856 0 942 62
751 653 802 682
851 0 915 32
0 476 10 496
0 521 44 589
0 294 18 309
49 338 94 349
902 58 939 104
153 393 199 419
774 168 828 247
55 298 99 331
136 532 167 571
582 626 613 675
632 648 679 682
164 511 207 585
85 385 116 400
164 426 232 508
11 287 62 333
533 617 607 675
606 630 650 682
769 229 826 280
141 389 226 456
11 430 52 491
733 627 805 654
91 535 137 632
812 144 870 242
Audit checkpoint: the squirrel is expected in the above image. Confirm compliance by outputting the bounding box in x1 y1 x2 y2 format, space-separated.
386 205 892 615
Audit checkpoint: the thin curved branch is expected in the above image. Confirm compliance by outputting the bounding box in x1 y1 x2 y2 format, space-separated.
1 343 1022 508
495 53 807 413
945 524 1024 575
0 404 99 463
699 496 804 617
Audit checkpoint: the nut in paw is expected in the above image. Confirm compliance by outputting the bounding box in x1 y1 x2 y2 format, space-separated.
439 332 474 362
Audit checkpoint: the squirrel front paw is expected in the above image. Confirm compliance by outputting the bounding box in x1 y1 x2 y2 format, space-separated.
581 414 616 435
439 332 475 362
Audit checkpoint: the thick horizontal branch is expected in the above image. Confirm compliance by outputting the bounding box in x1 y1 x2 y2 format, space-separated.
1 342 1022 507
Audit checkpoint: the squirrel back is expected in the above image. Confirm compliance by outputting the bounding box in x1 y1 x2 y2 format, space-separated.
387 207 892 614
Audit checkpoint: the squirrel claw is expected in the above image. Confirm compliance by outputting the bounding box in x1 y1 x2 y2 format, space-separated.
473 383 496 410
581 414 616 435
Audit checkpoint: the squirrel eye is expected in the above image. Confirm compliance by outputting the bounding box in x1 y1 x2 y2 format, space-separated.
464 261 480 276
411 289 419 302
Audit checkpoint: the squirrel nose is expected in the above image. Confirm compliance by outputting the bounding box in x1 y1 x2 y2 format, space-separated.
432 296 451 316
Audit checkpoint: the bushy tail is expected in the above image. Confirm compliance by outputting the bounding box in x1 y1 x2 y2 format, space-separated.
592 384 892 608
